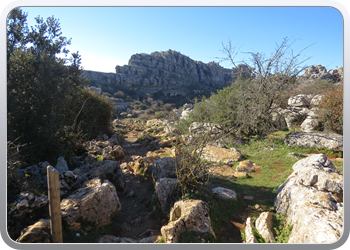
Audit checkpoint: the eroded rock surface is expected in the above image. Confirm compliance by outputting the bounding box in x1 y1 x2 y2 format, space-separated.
161 199 214 243
200 146 242 165
284 132 343 151
61 178 121 231
274 154 343 243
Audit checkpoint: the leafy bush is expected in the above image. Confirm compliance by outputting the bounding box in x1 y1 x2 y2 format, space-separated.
273 213 293 243
7 8 113 163
138 103 148 110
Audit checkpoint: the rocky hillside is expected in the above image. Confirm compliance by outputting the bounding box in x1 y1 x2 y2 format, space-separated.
83 49 249 100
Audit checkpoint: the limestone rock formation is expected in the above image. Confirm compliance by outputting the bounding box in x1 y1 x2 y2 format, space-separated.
299 65 343 82
83 50 247 99
60 178 122 230
161 199 215 243
274 154 343 243
284 132 343 151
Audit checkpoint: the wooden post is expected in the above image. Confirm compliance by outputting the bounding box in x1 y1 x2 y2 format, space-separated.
47 165 63 243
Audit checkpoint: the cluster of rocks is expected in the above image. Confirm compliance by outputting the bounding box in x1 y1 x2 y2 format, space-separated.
9 115 343 244
298 65 343 82
271 93 324 132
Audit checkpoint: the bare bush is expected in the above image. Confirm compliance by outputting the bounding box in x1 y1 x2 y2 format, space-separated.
187 37 313 138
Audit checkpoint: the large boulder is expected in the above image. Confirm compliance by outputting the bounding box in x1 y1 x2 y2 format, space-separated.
284 132 343 151
60 178 122 231
147 157 177 182
288 94 311 107
200 146 242 165
274 154 343 243
161 199 215 243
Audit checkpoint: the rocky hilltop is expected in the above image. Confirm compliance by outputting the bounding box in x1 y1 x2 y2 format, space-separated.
83 50 247 98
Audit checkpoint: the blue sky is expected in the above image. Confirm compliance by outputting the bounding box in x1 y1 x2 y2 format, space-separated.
19 6 344 73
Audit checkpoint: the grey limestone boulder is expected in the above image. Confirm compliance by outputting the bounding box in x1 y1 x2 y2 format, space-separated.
284 132 343 151
274 154 343 243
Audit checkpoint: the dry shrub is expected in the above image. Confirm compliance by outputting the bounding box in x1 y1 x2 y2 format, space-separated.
317 83 343 134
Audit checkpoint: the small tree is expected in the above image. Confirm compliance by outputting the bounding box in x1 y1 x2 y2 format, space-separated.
187 37 313 138
7 8 113 163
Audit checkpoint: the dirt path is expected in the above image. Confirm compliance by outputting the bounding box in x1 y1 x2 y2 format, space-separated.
112 120 165 240
111 119 248 243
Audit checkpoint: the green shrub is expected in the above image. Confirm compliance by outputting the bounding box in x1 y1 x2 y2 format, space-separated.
273 213 293 243
7 8 113 163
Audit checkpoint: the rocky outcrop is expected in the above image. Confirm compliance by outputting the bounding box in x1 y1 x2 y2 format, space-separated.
274 154 343 243
83 50 248 98
161 199 214 243
299 65 343 82
60 178 122 231
284 132 343 151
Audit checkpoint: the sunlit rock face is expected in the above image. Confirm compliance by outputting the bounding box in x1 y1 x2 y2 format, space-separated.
83 49 250 98
274 154 343 243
